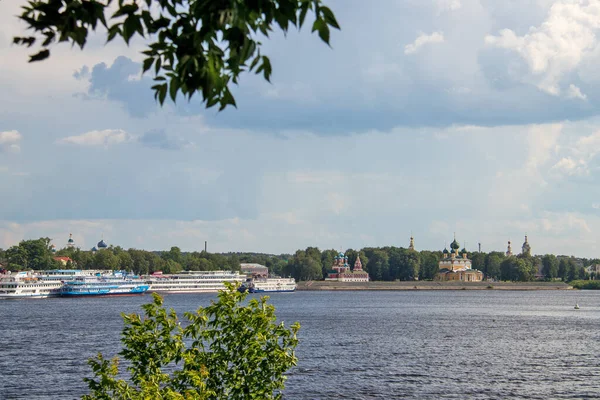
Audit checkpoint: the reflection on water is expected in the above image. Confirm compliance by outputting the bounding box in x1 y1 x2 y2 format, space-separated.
1 290 599 399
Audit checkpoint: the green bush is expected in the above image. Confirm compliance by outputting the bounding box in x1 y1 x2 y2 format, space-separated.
570 280 600 290
82 282 300 399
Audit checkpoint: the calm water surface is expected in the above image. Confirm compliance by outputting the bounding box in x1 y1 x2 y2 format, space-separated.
1 290 599 399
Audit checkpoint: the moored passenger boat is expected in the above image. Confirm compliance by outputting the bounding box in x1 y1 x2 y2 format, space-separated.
0 271 63 299
60 271 149 297
36 269 108 281
240 277 297 293
145 270 246 293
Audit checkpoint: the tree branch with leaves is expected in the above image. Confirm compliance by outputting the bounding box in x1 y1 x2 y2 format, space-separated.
82 282 300 399
13 0 339 110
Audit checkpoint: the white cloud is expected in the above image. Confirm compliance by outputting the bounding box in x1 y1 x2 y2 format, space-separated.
263 82 316 103
540 212 592 234
325 192 347 215
404 32 445 55
58 129 132 147
485 0 600 96
0 130 22 153
435 0 462 14
548 128 600 178
567 84 587 100
550 157 588 176
526 123 562 171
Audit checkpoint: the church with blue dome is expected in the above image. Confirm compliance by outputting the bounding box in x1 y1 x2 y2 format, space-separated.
92 236 109 252
325 251 369 282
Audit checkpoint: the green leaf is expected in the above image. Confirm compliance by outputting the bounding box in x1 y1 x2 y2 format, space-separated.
299 2 310 28
262 56 272 82
153 83 167 105
111 3 139 18
169 77 180 102
142 57 154 73
312 18 330 44
155 57 162 75
249 54 261 71
42 32 56 47
106 25 121 43
29 49 50 62
320 6 341 30
219 88 237 111
122 15 142 44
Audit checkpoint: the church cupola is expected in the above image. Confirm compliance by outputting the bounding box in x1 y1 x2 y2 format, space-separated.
67 233 75 248
450 233 460 255
506 240 513 257
409 235 415 251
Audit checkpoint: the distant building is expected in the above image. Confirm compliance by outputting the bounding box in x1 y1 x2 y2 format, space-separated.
585 264 600 277
436 235 483 282
408 235 415 251
66 233 75 248
53 256 73 266
521 235 531 256
240 263 268 277
325 252 369 282
506 240 513 257
92 236 108 253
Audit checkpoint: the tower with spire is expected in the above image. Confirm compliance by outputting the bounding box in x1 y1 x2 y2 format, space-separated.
354 255 364 271
408 234 415 251
66 233 75 248
521 235 531 256
506 240 513 257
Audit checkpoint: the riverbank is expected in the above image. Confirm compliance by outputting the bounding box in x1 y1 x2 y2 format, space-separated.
297 281 573 291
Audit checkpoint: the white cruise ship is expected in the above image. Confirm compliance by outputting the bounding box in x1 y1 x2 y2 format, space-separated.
242 277 297 293
60 273 149 297
36 269 108 281
145 270 246 293
0 271 63 299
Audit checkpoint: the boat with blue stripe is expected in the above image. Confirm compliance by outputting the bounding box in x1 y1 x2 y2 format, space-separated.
60 271 149 297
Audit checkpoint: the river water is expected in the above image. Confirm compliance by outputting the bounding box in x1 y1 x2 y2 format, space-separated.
1 290 599 399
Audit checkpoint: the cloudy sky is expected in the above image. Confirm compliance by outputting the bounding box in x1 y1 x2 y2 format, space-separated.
2 0 600 257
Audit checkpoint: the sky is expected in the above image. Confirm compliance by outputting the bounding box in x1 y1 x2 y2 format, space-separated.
2 0 600 257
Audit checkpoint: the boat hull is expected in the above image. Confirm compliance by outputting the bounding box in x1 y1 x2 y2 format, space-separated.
148 289 233 294
0 293 60 300
248 288 296 293
60 284 149 297
60 292 147 297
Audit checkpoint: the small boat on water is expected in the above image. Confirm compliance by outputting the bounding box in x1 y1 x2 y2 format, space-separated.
0 271 63 299
239 277 297 293
574 303 580 309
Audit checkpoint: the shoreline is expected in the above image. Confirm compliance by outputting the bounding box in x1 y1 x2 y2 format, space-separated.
297 281 573 291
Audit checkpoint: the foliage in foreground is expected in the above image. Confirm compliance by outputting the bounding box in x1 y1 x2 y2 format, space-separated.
14 0 339 111
82 283 300 399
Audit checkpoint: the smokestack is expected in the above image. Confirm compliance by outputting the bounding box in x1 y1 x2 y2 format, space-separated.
478 242 481 253
205 241 207 253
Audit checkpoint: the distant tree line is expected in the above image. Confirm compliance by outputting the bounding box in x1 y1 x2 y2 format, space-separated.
276 246 594 283
0 238 241 275
0 238 597 282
